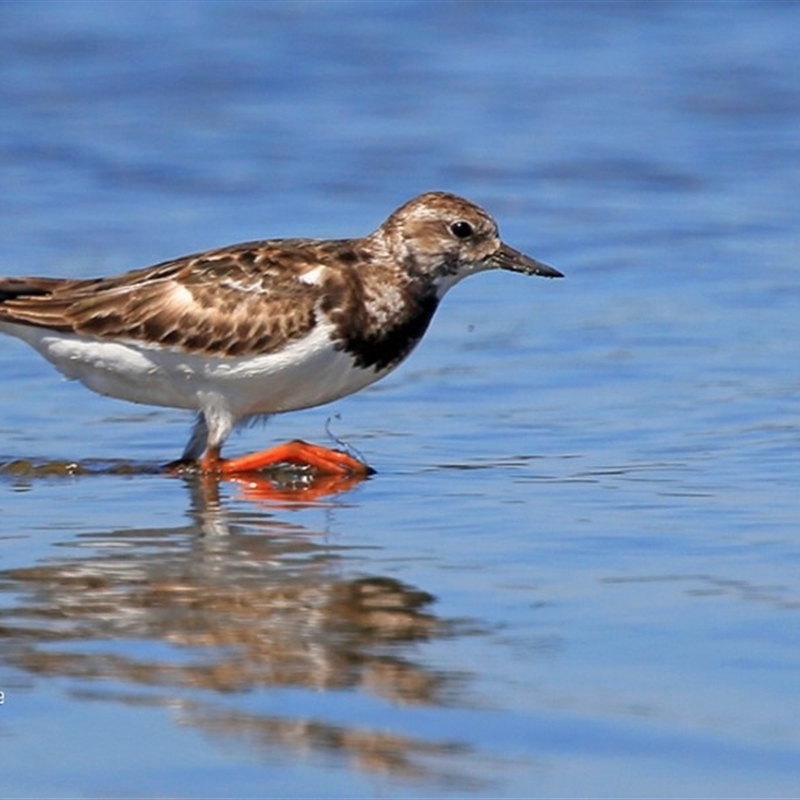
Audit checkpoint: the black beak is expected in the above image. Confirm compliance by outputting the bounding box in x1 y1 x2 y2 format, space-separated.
491 243 563 278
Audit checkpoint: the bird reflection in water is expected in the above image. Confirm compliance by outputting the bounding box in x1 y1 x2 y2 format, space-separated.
0 465 482 786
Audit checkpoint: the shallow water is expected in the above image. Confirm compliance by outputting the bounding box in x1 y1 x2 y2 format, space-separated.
1 2 800 797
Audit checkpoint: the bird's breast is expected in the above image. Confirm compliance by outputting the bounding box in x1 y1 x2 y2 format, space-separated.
324 280 440 372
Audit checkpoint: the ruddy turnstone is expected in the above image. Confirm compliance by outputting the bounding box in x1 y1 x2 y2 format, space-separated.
0 191 562 475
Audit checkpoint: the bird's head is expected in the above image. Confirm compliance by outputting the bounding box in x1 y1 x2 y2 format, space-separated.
374 191 563 296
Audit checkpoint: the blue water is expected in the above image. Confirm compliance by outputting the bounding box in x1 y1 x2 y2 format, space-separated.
1 2 800 797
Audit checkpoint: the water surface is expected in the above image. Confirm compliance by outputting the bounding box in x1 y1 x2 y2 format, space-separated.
1 2 799 797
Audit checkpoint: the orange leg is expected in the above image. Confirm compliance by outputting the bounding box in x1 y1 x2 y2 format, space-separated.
199 440 373 477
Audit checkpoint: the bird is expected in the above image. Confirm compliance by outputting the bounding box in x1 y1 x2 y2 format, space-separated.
0 191 562 476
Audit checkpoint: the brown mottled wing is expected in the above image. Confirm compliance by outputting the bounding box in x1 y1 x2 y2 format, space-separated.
0 241 329 357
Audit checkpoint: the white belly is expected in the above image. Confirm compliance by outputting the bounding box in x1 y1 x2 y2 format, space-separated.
0 319 388 419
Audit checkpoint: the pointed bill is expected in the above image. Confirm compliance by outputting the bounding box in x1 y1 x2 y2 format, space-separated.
491 243 563 278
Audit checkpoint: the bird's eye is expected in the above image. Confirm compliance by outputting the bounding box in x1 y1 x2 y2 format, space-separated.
450 220 474 239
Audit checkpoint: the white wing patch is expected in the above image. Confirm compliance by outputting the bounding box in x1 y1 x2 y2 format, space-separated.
297 265 328 286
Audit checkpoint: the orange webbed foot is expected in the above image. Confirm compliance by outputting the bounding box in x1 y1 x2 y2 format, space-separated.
205 439 372 477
